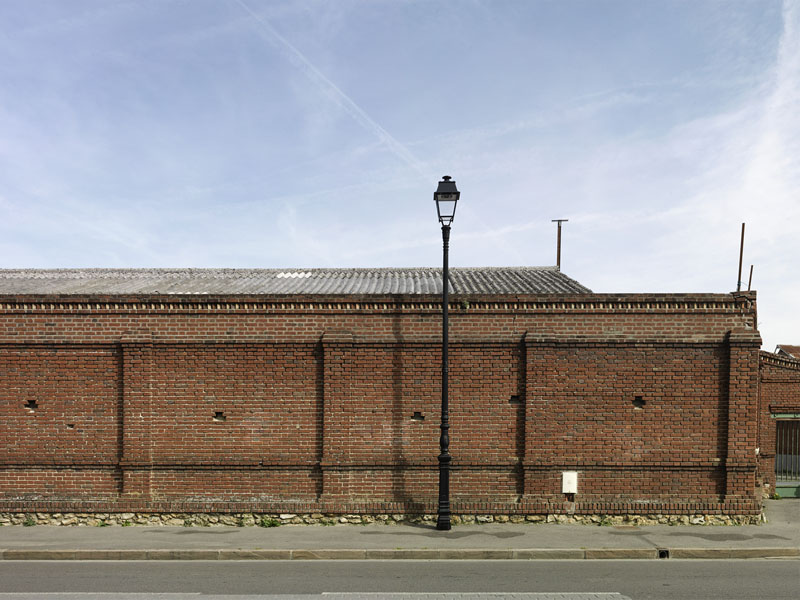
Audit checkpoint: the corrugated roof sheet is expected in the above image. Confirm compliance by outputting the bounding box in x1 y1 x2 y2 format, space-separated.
0 267 591 296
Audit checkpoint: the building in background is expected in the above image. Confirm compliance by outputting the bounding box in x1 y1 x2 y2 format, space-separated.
759 349 800 498
775 345 800 360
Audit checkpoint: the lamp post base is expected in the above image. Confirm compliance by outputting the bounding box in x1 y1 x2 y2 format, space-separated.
436 451 451 531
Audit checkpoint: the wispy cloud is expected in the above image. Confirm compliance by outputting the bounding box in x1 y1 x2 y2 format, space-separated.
556 0 800 348
8 1 139 38
232 0 428 179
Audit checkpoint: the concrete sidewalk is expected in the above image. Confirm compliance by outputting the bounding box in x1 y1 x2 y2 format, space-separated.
0 501 797 561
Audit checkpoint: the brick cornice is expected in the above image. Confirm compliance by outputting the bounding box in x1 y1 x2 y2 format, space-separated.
727 329 762 346
0 292 755 315
760 350 800 372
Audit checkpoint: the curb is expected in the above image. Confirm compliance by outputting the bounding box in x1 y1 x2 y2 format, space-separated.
0 547 798 560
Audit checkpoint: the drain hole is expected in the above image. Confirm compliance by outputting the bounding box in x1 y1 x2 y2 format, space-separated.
658 549 670 559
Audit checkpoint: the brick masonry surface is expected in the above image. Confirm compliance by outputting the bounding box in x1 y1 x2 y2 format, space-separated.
0 292 764 516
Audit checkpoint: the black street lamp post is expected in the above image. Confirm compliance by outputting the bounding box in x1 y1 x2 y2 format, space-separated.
433 175 460 531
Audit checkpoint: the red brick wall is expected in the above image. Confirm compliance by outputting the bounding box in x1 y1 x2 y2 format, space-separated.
758 352 800 492
0 292 762 515
0 346 120 464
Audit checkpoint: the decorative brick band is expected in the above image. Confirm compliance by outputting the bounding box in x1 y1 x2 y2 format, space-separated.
0 293 755 315
760 350 800 371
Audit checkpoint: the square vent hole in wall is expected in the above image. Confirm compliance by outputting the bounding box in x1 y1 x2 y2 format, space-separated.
509 395 523 405
25 400 38 412
633 396 646 409
411 411 425 421
213 411 227 422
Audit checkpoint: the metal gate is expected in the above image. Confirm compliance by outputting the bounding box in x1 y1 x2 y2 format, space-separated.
776 419 800 497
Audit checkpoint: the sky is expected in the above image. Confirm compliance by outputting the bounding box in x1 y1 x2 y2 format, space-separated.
0 0 798 350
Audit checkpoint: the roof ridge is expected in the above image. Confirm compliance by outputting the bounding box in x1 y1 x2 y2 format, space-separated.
0 266 561 275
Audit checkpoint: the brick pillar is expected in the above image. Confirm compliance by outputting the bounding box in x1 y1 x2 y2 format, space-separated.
757 367 775 493
725 329 761 501
522 333 559 500
319 330 354 501
119 332 154 498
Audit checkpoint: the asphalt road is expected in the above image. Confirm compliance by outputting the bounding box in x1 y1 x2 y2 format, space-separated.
0 559 798 600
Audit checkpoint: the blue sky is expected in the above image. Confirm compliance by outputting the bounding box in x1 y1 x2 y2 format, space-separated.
1 0 798 350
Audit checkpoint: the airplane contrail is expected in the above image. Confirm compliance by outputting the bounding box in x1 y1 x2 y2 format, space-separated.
233 0 428 179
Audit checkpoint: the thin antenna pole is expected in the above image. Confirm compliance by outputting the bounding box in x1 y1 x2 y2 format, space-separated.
552 219 569 270
737 223 745 292
748 265 754 291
